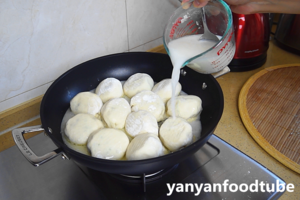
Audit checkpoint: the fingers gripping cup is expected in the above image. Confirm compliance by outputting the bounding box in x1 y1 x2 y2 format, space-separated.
163 0 235 74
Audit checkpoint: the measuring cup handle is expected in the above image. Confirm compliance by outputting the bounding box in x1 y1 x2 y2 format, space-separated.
212 66 230 78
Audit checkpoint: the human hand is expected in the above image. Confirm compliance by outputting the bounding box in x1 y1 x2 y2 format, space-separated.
227 0 300 14
181 0 300 14
181 0 209 9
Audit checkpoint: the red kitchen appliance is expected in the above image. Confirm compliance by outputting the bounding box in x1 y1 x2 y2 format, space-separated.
228 13 271 72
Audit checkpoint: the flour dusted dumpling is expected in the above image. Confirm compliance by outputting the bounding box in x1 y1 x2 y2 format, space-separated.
125 110 158 137
159 117 193 151
95 78 124 103
87 128 129 160
70 92 103 115
65 113 104 145
101 98 131 129
167 95 202 120
189 119 202 141
130 91 165 122
123 73 154 98
152 79 182 103
126 133 164 160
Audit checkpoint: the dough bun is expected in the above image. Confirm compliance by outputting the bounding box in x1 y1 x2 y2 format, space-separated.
70 92 103 115
152 79 181 103
126 133 164 160
159 117 193 151
65 113 104 145
95 78 124 103
130 91 165 122
101 98 131 129
87 128 129 160
167 95 202 119
123 73 154 98
125 110 158 137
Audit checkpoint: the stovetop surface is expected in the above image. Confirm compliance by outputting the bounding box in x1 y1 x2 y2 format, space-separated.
0 133 285 200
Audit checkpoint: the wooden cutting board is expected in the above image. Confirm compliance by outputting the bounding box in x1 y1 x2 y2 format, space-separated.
239 64 300 174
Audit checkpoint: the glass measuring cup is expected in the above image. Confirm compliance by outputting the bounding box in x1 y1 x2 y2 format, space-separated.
163 0 235 74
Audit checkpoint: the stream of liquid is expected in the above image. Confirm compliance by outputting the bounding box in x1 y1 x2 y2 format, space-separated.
168 34 218 118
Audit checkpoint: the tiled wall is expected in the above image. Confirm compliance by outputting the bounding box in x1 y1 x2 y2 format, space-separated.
0 0 180 113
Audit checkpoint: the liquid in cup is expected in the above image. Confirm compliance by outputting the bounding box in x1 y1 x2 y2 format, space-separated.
163 0 235 74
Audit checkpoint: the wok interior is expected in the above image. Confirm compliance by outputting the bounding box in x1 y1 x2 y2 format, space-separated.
40 52 223 174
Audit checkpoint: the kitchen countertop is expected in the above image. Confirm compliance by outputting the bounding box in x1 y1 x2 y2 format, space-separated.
1 39 299 199
213 40 300 200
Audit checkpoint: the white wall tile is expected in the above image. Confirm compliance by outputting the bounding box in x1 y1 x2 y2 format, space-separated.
126 0 179 49
129 37 163 52
0 0 128 112
0 82 52 113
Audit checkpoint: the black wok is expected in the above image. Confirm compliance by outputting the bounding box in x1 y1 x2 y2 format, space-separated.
14 52 223 175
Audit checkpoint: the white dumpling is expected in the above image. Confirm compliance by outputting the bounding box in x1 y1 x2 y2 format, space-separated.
123 73 154 98
125 110 158 137
159 117 193 151
130 91 165 122
167 95 202 120
152 79 182 103
126 133 164 160
101 98 131 129
189 119 202 141
70 92 103 115
87 128 129 160
65 113 104 145
95 78 124 103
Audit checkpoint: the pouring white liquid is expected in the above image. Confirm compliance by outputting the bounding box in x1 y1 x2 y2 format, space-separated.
168 35 218 117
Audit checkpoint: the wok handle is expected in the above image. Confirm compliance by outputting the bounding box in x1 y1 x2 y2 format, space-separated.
12 125 66 167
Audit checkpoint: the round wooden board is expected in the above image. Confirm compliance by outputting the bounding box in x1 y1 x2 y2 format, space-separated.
239 64 300 174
